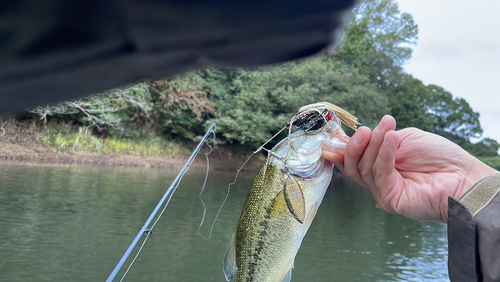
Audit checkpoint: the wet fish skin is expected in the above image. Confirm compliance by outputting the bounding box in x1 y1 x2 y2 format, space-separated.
224 103 355 282
230 160 331 282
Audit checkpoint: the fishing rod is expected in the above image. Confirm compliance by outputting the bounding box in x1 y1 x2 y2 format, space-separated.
106 123 217 282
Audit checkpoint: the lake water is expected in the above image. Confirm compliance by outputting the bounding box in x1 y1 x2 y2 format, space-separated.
0 161 449 281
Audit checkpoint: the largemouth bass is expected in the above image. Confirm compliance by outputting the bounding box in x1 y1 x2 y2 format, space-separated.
223 102 358 282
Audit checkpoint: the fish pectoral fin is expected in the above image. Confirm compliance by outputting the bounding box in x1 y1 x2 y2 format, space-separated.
223 229 238 281
269 190 289 218
283 176 306 223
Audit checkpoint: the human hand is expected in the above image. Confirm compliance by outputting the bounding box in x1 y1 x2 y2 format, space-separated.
323 115 499 223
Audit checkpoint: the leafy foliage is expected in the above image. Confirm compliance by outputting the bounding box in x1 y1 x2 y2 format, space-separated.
25 0 498 158
338 0 417 88
202 56 387 146
387 75 434 131
31 78 216 141
149 73 216 140
348 0 418 66
424 85 482 142
469 138 500 157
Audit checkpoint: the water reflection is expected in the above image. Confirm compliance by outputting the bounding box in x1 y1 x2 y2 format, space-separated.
293 178 448 281
0 162 448 281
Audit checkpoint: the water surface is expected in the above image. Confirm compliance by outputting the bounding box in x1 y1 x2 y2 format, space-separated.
0 162 448 281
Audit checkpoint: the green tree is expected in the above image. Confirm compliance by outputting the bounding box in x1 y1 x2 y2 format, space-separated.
338 18 374 72
149 73 215 140
424 85 482 143
202 55 388 147
468 138 500 157
388 78 484 147
387 75 433 131
338 0 418 88
26 0 500 160
351 0 418 66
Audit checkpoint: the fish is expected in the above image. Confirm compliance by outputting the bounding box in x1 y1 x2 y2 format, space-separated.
223 102 358 282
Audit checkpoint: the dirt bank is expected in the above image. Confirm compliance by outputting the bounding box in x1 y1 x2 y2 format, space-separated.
0 120 349 179
0 141 266 171
0 120 265 171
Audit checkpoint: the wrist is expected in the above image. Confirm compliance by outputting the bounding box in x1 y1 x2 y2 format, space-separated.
459 156 499 200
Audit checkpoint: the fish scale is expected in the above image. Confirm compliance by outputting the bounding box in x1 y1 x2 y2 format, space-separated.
236 164 304 281
223 102 357 282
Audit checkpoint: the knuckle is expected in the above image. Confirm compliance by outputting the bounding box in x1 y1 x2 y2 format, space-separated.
373 192 396 214
357 162 372 177
374 197 391 214
372 164 383 179
341 167 355 179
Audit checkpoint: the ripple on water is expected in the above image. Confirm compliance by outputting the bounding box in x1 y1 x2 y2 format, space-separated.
0 164 449 281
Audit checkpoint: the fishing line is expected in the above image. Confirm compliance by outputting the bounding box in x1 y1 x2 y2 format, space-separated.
228 123 289 190
198 165 230 240
197 124 289 240
197 132 217 240
106 123 217 282
118 160 187 281
119 189 176 282
254 124 288 154
119 233 149 282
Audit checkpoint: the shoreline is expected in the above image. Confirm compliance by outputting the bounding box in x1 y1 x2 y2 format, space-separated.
0 141 266 172
0 120 353 175
0 118 268 172
0 143 347 181
0 118 265 172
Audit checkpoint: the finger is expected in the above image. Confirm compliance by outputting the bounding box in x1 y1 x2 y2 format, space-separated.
342 126 372 186
332 161 348 179
322 150 344 164
357 115 396 192
322 151 347 177
372 130 400 213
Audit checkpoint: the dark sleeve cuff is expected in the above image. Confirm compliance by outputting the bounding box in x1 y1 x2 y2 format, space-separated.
448 173 500 282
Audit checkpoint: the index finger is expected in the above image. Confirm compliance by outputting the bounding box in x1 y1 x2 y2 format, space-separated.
372 130 401 213
341 126 372 186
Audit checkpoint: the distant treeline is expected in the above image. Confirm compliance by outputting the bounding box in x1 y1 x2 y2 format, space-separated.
29 0 499 157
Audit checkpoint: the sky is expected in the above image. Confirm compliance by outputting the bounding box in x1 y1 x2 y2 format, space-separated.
397 0 500 144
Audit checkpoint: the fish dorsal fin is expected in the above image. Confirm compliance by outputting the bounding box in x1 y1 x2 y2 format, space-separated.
223 230 238 281
283 176 306 223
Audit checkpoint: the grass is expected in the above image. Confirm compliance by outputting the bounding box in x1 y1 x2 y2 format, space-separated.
2 117 191 159
4 116 498 170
